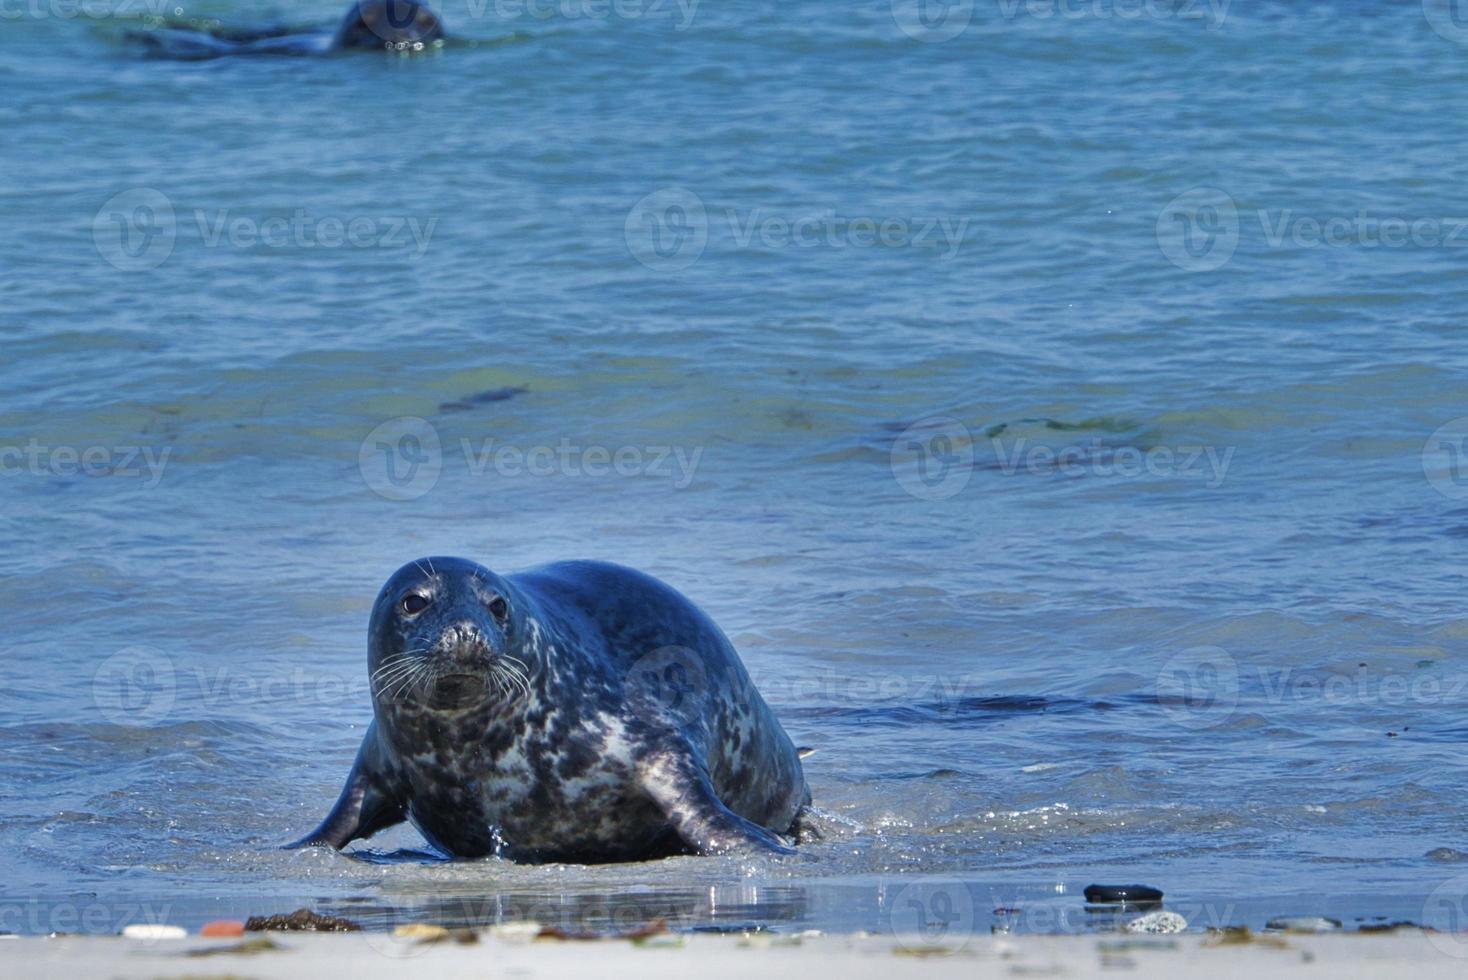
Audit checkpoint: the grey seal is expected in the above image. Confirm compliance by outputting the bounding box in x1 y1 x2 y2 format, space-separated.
287 557 810 862
133 0 445 59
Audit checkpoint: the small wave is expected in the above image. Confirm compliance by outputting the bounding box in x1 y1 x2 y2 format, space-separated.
786 695 1100 728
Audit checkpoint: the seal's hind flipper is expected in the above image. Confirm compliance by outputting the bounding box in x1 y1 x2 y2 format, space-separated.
797 746 816 759
284 724 406 850
787 805 827 844
639 748 796 857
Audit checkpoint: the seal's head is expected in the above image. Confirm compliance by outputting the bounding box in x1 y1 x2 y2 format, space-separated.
368 557 531 714
334 0 445 51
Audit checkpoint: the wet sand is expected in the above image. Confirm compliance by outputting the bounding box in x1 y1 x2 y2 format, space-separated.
4 929 1466 980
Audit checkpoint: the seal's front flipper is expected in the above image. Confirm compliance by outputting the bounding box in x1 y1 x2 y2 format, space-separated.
640 750 796 857
285 725 405 850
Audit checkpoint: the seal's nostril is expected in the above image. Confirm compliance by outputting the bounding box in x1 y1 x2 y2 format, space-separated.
439 622 491 659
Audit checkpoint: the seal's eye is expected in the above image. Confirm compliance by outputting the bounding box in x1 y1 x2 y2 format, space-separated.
487 596 509 622
400 593 431 616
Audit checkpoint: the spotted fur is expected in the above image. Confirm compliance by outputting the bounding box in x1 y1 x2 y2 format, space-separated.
287 557 810 862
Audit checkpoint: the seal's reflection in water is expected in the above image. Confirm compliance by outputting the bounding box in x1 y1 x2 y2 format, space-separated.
326 883 812 935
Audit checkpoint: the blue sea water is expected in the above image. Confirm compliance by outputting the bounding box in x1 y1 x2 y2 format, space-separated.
4 0 1468 942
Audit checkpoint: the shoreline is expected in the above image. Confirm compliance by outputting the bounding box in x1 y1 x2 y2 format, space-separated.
4 929 1468 979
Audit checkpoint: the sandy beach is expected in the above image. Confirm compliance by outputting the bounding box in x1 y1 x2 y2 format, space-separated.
4 929 1465 980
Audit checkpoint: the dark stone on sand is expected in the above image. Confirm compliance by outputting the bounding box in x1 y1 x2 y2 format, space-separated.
1357 921 1422 934
244 908 362 932
1083 884 1164 905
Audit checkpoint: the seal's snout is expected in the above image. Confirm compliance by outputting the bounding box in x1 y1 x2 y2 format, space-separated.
435 621 494 663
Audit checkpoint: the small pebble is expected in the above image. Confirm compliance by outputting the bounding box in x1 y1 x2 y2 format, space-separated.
490 922 542 943
1125 911 1188 934
1265 916 1341 934
122 924 187 941
199 920 245 938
